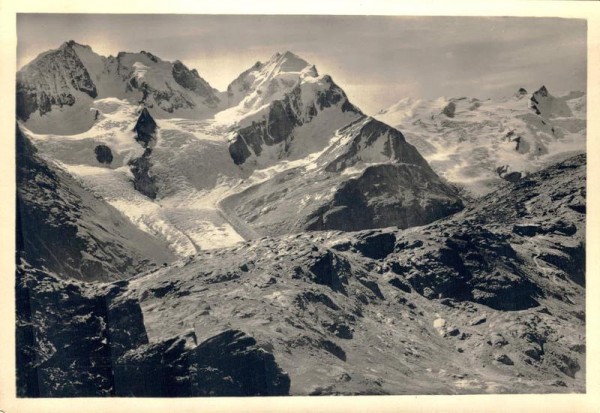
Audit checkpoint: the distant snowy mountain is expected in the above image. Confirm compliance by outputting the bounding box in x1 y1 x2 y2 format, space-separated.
18 44 462 254
376 87 586 196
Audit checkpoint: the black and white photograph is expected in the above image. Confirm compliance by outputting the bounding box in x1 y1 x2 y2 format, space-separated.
3 2 598 410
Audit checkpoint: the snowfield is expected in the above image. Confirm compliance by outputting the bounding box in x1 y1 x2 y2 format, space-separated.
376 89 586 196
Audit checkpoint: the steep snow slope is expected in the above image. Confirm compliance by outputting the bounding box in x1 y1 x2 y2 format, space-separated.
376 87 586 196
17 125 176 281
18 41 225 134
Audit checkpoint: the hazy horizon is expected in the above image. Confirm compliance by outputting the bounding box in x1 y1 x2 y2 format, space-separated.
17 14 586 115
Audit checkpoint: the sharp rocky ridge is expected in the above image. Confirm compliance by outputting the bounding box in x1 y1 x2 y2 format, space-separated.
15 42 586 396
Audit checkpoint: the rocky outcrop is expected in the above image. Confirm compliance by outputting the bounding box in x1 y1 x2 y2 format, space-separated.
94 144 113 164
515 87 528 98
16 263 147 397
530 86 549 115
389 224 541 310
129 109 159 198
129 149 158 199
442 101 456 118
133 107 157 147
496 165 522 183
16 262 289 397
387 154 585 310
353 231 397 260
115 330 290 396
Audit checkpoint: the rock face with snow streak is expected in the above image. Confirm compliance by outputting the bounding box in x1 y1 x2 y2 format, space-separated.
223 116 463 235
17 41 97 121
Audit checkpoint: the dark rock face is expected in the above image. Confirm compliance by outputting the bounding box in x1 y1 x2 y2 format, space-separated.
172 61 220 107
353 232 397 260
133 108 158 148
94 144 113 164
16 41 97 120
516 88 528 97
390 225 541 310
304 250 350 294
16 264 147 397
503 171 522 183
442 101 456 118
497 165 522 183
306 164 463 232
129 149 158 199
530 85 550 115
115 330 290 396
16 263 290 397
130 109 159 198
228 78 360 165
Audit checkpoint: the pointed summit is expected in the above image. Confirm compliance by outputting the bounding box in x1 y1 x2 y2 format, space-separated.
514 88 528 99
60 40 92 51
271 50 311 72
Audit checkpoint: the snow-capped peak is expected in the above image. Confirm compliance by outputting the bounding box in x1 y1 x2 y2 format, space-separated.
227 51 331 118
268 51 311 73
17 41 226 132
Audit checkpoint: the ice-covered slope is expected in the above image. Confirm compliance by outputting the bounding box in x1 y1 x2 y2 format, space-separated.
17 41 224 134
16 125 176 281
21 100 246 256
376 87 586 196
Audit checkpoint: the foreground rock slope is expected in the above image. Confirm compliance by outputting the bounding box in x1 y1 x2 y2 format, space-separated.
17 154 585 395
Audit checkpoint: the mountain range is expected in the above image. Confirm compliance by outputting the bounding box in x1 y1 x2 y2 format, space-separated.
15 41 586 396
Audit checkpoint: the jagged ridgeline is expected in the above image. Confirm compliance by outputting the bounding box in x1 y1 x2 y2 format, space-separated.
15 41 585 396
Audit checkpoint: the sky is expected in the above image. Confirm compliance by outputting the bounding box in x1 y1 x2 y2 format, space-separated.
17 14 587 115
